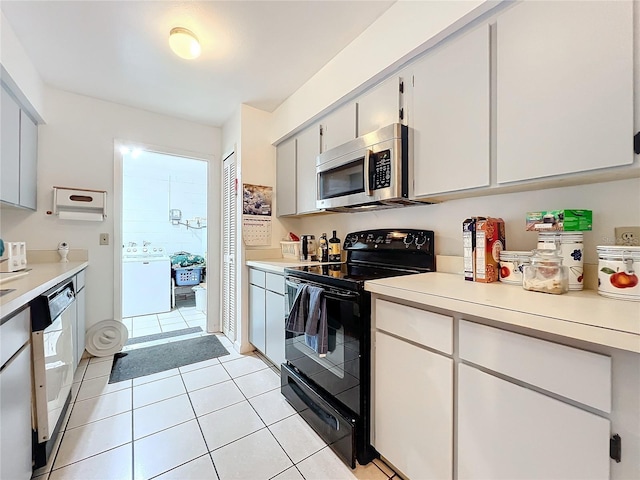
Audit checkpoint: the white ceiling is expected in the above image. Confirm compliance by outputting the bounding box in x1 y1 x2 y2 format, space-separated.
1 1 395 127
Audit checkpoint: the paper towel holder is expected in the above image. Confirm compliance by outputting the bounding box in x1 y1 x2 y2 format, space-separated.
52 186 107 221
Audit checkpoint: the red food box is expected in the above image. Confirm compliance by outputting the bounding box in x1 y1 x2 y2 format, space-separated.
475 217 506 283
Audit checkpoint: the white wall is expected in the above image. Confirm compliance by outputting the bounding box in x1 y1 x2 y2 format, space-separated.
0 86 221 330
0 11 45 120
123 151 207 256
291 178 640 267
270 0 496 142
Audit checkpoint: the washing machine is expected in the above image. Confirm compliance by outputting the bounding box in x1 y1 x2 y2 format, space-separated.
122 246 171 317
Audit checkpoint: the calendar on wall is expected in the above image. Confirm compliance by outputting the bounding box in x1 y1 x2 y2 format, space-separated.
242 183 272 246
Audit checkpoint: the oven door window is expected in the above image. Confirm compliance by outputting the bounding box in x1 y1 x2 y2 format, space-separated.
285 282 361 415
318 158 365 200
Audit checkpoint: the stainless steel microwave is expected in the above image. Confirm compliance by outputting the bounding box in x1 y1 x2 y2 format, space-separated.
316 123 416 211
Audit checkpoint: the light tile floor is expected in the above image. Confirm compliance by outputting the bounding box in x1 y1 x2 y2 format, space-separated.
123 297 207 340
32 331 399 480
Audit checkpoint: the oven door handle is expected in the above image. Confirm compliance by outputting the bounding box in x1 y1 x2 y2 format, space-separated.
285 279 359 301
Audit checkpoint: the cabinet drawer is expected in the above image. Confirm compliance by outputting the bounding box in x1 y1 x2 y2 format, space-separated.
0 307 30 368
459 320 611 412
75 269 86 291
375 299 453 355
249 268 266 287
265 272 284 294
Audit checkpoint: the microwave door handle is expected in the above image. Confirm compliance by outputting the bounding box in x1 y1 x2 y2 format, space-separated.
363 149 373 196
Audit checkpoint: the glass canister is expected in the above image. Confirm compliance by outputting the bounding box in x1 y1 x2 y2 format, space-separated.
522 249 569 295
596 246 640 301
537 232 584 290
499 250 533 285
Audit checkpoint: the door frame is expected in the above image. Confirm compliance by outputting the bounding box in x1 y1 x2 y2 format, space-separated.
113 139 220 332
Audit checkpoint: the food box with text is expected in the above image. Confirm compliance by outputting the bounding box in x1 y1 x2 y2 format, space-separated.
525 210 592 231
475 217 505 283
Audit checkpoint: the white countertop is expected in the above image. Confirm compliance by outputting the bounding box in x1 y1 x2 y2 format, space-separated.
0 261 89 318
365 272 640 354
246 258 331 275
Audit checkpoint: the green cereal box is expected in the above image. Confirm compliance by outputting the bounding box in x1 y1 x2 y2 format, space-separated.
525 210 592 232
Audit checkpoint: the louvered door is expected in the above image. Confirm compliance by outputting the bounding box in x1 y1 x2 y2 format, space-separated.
222 153 237 342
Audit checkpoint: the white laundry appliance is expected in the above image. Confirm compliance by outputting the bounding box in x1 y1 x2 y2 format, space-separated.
122 245 171 317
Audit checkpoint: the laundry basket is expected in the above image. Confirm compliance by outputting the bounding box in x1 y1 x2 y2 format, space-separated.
174 266 204 286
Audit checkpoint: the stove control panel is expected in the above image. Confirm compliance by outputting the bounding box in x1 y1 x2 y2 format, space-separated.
344 229 434 252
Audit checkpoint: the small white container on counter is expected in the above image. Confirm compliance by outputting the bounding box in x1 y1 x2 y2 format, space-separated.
538 232 584 290
499 250 533 285
597 246 640 301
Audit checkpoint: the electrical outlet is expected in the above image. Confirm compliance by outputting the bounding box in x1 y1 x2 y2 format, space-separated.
99 233 109 245
615 226 640 246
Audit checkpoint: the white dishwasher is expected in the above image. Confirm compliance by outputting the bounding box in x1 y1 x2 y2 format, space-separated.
0 306 33 480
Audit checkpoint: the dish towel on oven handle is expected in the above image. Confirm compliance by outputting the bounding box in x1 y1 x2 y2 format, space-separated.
304 286 328 357
285 284 309 333
284 284 328 357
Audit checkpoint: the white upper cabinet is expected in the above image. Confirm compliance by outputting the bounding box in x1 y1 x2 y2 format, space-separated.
357 75 404 137
19 112 38 210
412 24 491 197
276 137 296 217
296 123 321 214
496 0 633 184
1 84 39 210
1 87 21 205
320 103 356 153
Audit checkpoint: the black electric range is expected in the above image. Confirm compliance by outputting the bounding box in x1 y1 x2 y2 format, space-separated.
281 229 435 469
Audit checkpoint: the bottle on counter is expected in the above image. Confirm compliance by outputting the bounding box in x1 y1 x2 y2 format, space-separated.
319 233 329 262
328 230 341 262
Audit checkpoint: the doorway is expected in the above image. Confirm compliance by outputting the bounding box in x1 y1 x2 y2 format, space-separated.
119 148 208 340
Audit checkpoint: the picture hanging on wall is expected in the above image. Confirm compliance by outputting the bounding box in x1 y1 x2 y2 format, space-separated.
242 184 272 246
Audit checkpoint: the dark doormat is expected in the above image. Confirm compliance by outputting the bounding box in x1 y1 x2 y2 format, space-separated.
109 335 229 383
125 326 203 346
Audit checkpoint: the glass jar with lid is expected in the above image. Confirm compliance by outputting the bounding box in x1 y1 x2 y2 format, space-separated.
522 249 569 295
499 250 533 285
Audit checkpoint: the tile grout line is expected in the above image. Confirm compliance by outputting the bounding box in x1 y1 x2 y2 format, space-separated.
178 364 223 480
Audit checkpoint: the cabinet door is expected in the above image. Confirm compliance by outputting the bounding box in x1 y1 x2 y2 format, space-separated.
265 290 285 368
320 103 356 152
357 76 403 137
412 24 490 197
458 364 610 480
76 286 86 367
276 137 296 216
374 331 453 480
19 111 37 210
0 343 33 480
249 283 266 352
496 0 633 183
296 123 321 214
1 86 21 205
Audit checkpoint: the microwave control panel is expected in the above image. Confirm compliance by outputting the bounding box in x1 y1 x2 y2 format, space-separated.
371 149 392 189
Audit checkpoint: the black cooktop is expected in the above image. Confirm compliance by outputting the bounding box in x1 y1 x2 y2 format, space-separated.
284 229 435 291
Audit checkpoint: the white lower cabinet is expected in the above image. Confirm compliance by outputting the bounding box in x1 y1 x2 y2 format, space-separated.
458 364 610 480
248 268 285 367
373 330 453 480
265 290 285 367
372 298 615 480
249 282 266 352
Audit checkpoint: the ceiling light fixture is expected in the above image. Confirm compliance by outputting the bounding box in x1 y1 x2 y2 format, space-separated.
169 27 201 60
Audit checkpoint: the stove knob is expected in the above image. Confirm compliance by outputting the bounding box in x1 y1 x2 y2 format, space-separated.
415 233 427 249
403 233 415 247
